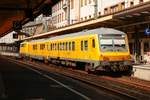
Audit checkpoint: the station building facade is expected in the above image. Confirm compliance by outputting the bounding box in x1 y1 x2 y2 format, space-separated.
0 31 28 53
51 0 150 27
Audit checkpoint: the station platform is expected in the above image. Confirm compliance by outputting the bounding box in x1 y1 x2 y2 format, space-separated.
0 52 19 57
133 64 150 81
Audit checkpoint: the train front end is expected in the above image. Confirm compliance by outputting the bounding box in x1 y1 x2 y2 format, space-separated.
96 30 132 73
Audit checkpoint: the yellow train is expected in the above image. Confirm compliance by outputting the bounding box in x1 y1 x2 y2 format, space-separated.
20 28 132 73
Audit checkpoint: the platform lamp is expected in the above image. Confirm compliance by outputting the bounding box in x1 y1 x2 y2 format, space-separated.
144 25 150 36
12 20 22 31
25 9 34 21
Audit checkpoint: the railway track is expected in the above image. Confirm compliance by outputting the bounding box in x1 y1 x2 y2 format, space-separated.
3 56 150 100
102 76 150 92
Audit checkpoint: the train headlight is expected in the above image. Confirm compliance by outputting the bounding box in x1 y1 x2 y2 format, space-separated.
103 56 109 61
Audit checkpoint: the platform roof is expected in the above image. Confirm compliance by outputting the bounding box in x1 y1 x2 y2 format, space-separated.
0 0 59 37
23 1 150 40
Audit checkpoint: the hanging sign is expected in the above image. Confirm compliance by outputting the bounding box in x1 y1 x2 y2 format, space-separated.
145 28 150 35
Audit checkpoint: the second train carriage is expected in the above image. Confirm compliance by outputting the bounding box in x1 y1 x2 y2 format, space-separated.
20 28 133 73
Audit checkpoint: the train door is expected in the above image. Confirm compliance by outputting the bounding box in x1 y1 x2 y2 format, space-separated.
89 38 96 60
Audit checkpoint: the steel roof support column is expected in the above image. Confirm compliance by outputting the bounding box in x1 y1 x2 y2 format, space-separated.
134 26 141 64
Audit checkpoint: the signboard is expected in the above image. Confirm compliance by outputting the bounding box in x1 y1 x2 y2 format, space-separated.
145 28 150 35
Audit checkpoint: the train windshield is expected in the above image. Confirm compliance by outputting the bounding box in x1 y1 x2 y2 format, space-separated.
99 34 128 52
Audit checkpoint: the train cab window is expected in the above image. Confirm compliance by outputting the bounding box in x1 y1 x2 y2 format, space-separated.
21 44 25 47
69 42 71 51
20 44 23 47
81 41 83 51
84 40 88 51
72 41 75 51
92 39 95 48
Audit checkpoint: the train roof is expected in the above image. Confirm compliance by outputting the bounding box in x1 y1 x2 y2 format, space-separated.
29 28 125 43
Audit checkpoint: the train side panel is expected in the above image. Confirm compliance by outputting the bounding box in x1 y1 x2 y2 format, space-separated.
46 34 100 62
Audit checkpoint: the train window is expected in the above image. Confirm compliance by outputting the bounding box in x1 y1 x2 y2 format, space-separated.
50 44 51 50
72 41 75 51
81 41 83 51
53 43 55 50
33 44 37 50
40 44 42 50
40 44 45 50
63 43 64 51
69 42 71 51
59 43 62 51
49 44 51 51
55 43 56 50
61 43 63 50
58 43 59 50
43 44 45 50
84 40 88 51
53 43 54 50
62 43 64 50
52 44 54 51
47 44 48 50
51 44 52 50
32 45 34 50
63 42 65 51
92 39 95 48
35 45 37 50
56 43 57 50
66 42 68 51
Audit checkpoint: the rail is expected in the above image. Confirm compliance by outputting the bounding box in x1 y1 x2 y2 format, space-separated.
2 56 150 100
